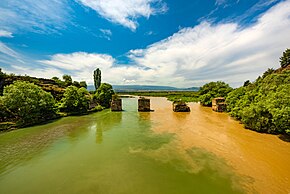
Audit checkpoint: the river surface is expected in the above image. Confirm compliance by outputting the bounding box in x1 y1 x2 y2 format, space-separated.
0 97 289 194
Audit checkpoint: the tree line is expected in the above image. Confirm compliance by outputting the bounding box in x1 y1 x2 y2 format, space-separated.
198 49 290 135
0 68 114 130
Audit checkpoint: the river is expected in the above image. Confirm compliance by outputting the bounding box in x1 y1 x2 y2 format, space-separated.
0 97 289 194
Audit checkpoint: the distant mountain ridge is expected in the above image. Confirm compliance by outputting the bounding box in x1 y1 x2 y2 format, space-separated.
87 85 199 92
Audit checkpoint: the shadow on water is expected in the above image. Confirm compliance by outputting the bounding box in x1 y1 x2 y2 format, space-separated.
278 134 290 142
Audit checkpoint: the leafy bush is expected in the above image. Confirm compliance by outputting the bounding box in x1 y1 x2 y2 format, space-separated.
80 81 87 89
89 104 104 113
73 81 80 87
280 48 290 68
1 81 57 125
59 86 90 114
51 76 65 87
95 83 115 108
199 81 233 106
0 98 15 122
226 70 290 134
63 74 73 87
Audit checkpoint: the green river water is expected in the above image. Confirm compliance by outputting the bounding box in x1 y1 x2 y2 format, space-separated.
0 98 248 194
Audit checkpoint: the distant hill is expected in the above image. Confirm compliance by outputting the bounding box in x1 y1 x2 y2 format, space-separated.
87 85 199 92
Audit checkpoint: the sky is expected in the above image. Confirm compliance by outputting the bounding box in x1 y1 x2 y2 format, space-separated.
0 0 290 87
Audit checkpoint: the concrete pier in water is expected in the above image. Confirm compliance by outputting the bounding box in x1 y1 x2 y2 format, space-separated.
138 97 151 112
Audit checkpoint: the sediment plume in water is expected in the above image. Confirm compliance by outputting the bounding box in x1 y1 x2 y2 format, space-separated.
148 97 290 194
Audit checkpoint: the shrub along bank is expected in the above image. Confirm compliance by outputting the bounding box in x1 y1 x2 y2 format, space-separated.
0 80 114 131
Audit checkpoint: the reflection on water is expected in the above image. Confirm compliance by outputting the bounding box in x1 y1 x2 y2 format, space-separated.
95 112 123 144
138 112 151 121
0 97 288 194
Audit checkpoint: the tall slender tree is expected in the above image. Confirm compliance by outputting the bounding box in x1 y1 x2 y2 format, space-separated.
94 68 101 90
280 48 290 68
0 68 5 95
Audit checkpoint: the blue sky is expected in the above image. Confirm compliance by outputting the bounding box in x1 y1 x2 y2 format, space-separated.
0 0 290 87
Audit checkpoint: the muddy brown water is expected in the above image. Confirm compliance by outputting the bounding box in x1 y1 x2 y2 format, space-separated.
149 97 290 194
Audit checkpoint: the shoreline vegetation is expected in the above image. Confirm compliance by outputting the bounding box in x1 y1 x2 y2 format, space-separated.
0 68 114 131
1 49 290 136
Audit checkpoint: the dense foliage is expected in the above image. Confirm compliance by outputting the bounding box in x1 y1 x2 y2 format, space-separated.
0 69 115 130
59 86 90 114
0 68 5 95
51 76 65 87
80 81 87 89
0 68 4 79
280 48 290 68
93 68 101 90
199 81 233 106
63 75 73 87
1 81 57 126
226 70 290 134
95 83 115 108
0 98 14 122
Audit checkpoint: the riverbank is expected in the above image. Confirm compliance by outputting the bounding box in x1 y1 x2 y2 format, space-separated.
0 106 104 132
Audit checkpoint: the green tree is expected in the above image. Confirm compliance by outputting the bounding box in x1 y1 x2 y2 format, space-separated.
80 81 87 89
262 68 275 78
93 68 101 90
199 81 233 106
73 81 80 88
0 68 4 79
226 86 247 119
1 81 57 125
226 69 290 134
0 68 5 95
62 74 73 87
59 86 90 114
52 76 65 87
95 83 115 108
280 48 290 68
0 98 15 122
243 80 251 87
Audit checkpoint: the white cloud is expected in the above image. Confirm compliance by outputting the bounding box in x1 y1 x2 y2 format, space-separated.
123 78 136 84
215 0 227 6
39 52 114 71
0 30 13 38
38 52 116 83
77 0 167 30
0 0 70 34
0 42 19 58
9 65 64 79
145 31 155 36
100 29 112 36
99 29 112 40
38 51 149 84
